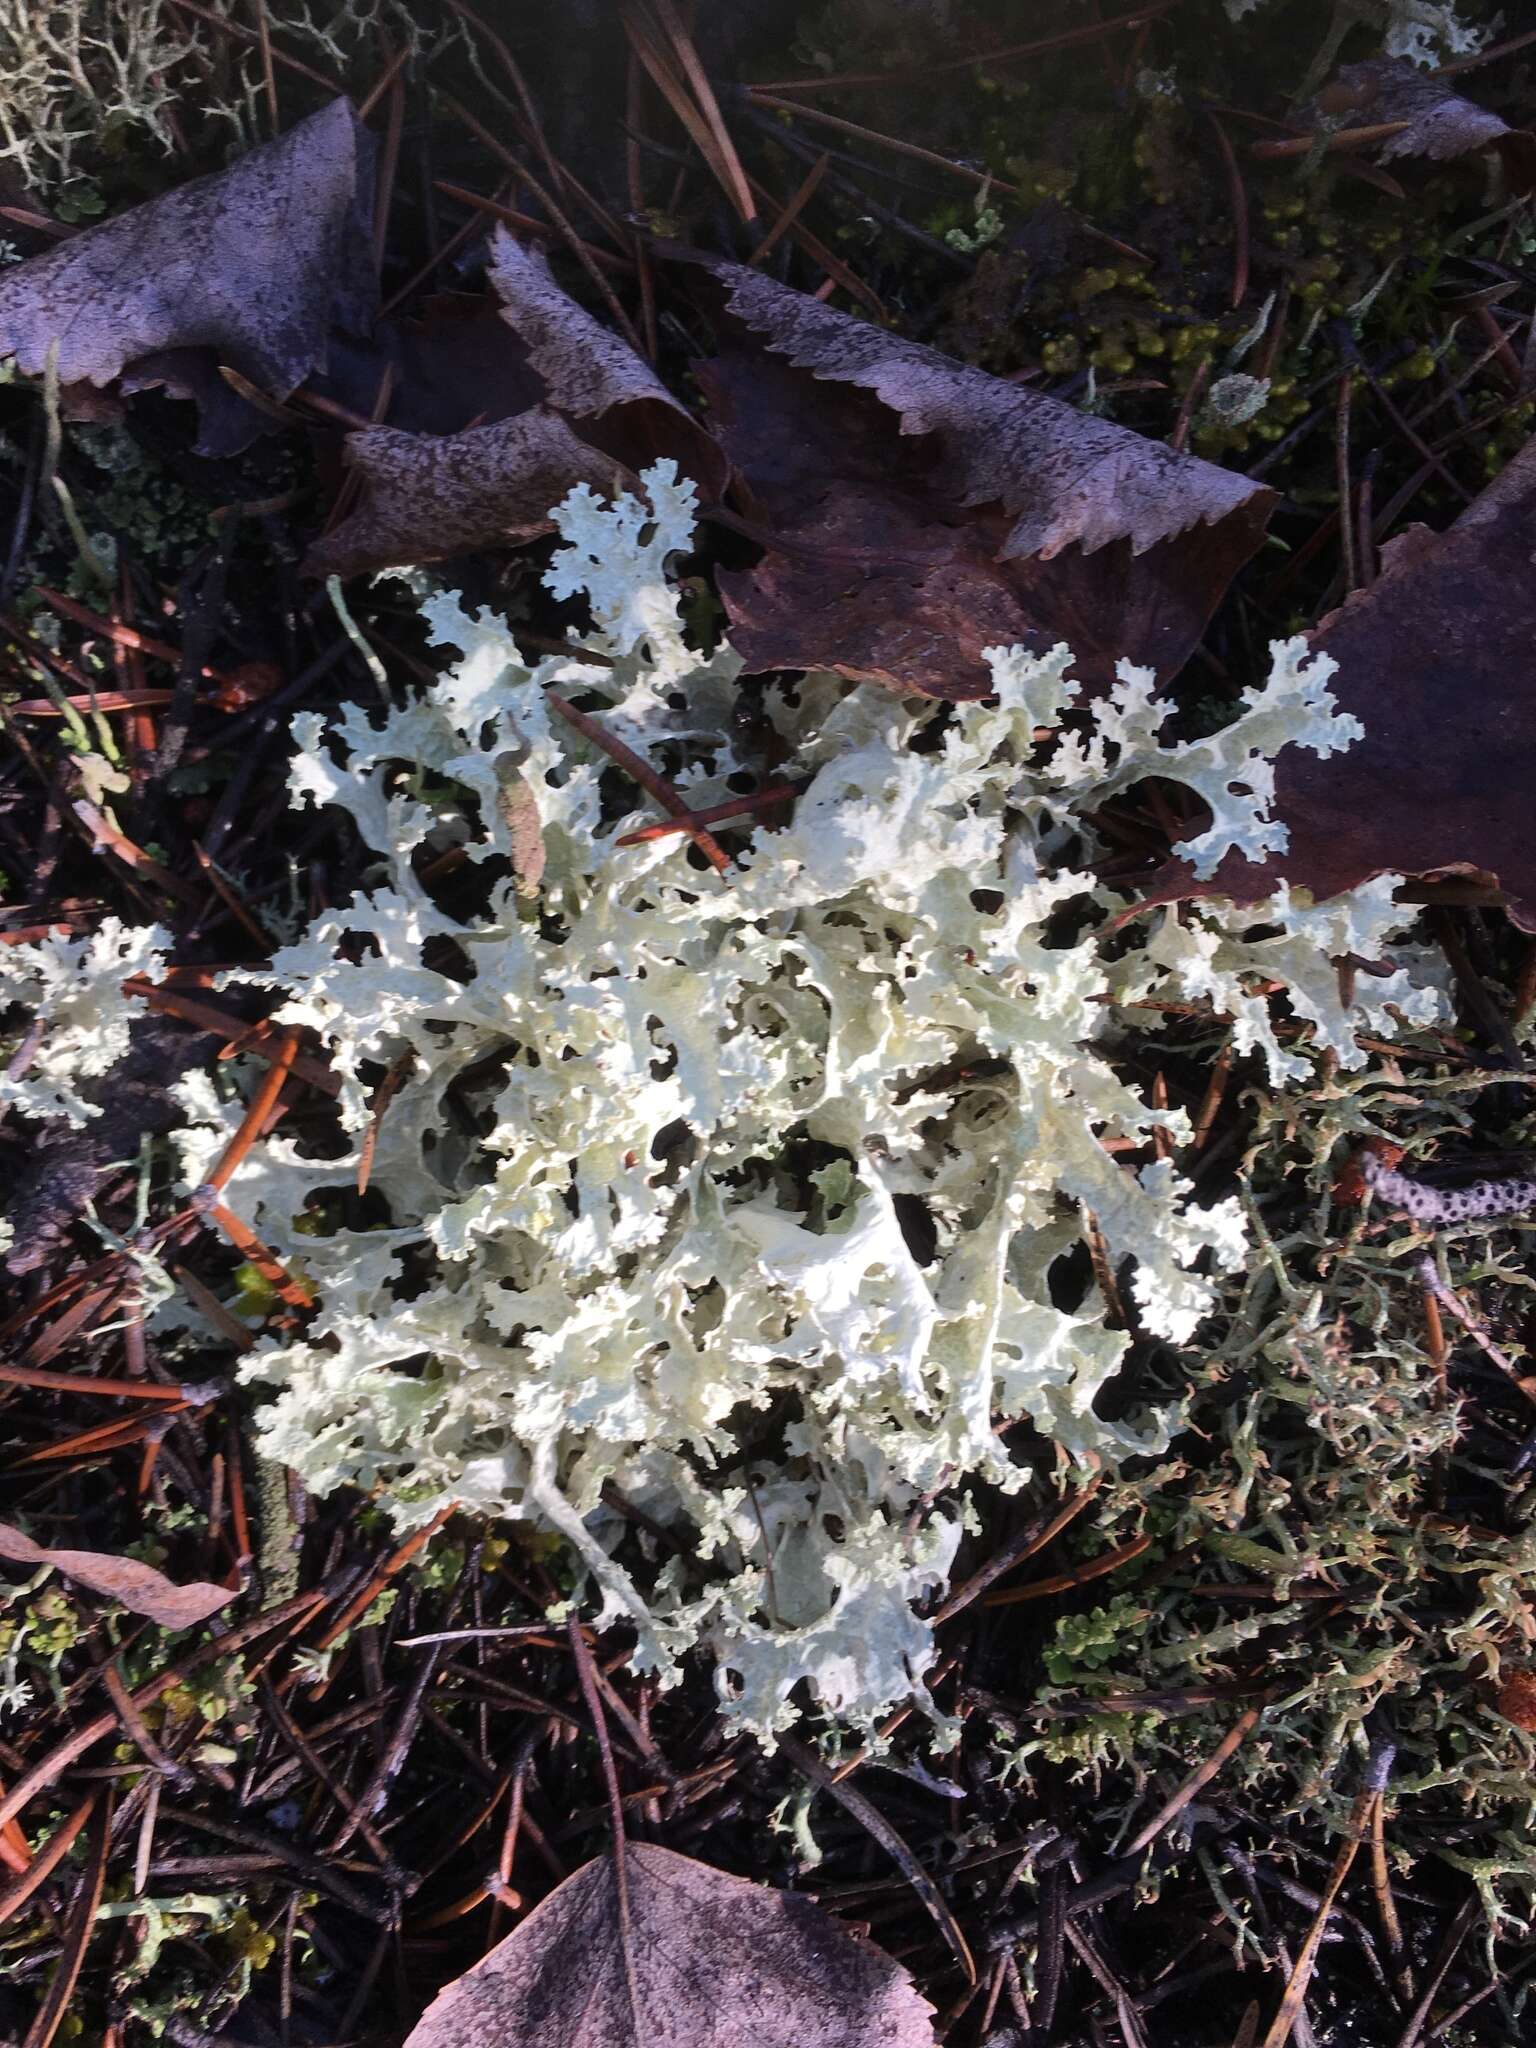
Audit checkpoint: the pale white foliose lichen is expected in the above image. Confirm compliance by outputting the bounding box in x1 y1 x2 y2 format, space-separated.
1222 0 1487 65
0 917 165 1127
176 461 1443 1742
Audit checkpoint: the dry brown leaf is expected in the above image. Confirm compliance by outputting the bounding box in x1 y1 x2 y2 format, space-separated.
403 1842 935 2048
490 230 726 495
0 99 376 454
0 1519 234 1630
1316 59 1536 188
386 291 546 435
303 410 629 580
699 257 1269 559
1142 432 1536 930
305 233 728 579
692 271 1273 698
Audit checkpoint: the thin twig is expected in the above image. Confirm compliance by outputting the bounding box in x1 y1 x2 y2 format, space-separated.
1125 1705 1264 1855
546 691 732 875
778 1732 976 1985
934 1477 1103 1623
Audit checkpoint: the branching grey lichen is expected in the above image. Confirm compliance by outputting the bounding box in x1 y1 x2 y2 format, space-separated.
172 461 1450 1744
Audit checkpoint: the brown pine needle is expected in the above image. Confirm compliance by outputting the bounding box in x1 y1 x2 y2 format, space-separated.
1125 1704 1264 1856
547 690 733 874
623 0 756 225
752 2 1181 93
206 1029 300 1194
935 1476 1104 1623
21 1789 111 2048
983 1532 1153 1607
0 1793 96 1930
1260 1787 1373 2048
749 152 829 265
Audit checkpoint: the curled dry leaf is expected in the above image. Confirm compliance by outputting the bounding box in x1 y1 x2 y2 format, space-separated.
0 1519 233 1629
490 231 725 495
1315 59 1536 189
687 258 1274 698
304 411 628 580
305 234 726 578
1143 433 1536 931
403 1842 934 2048
0 99 376 454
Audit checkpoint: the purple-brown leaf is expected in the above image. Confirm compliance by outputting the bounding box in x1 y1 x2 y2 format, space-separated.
1143 432 1536 930
694 286 1273 698
1319 58 1536 188
0 1520 234 1630
699 257 1269 559
0 99 376 453
303 410 629 580
305 235 729 578
491 231 727 496
403 1842 935 2048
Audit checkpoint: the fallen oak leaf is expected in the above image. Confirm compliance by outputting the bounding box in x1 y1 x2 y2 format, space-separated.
402 1841 935 2048
1138 432 1536 931
0 1520 233 1629
683 257 1274 697
0 99 376 455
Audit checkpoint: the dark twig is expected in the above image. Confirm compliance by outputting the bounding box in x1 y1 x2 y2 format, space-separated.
1392 1895 1480 2048
546 691 733 874
778 1732 976 1985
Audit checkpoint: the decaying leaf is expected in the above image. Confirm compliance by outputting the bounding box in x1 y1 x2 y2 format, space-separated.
1316 58 1536 188
386 291 547 435
0 1520 233 1629
1144 432 1536 930
402 1842 934 2048
305 233 727 578
688 259 1274 697
0 99 376 454
304 411 629 580
492 230 726 495
704 257 1269 559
